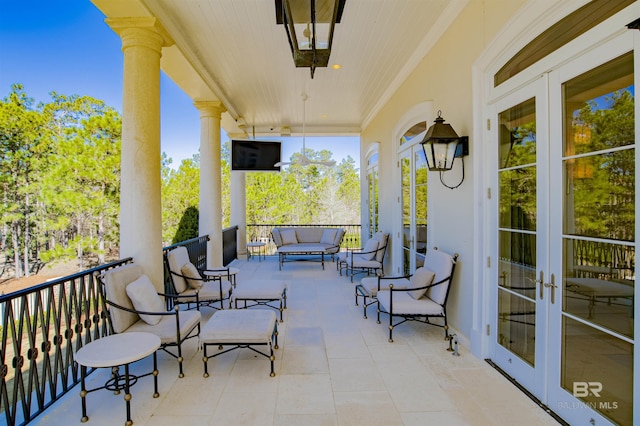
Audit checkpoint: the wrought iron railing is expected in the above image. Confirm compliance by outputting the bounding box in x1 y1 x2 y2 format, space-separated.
246 224 362 255
0 258 133 426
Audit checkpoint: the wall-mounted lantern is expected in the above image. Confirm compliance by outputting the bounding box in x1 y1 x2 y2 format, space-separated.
420 111 469 189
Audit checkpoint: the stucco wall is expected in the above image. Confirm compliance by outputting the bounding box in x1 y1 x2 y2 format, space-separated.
360 0 526 340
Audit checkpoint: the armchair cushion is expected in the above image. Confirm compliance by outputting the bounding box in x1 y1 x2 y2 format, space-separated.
424 250 456 305
377 291 444 316
126 274 164 326
281 229 298 245
372 232 389 262
166 246 191 293
408 267 436 300
181 262 203 289
320 228 338 244
104 263 144 333
361 238 379 261
126 310 201 344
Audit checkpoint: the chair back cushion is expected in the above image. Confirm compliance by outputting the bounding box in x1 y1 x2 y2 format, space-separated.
423 249 456 305
181 263 203 289
361 238 379 261
104 263 144 333
334 228 346 246
373 232 389 262
167 246 191 293
408 267 436 299
126 274 164 325
320 228 338 244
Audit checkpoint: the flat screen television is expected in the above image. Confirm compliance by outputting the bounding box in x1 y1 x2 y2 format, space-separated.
231 140 282 171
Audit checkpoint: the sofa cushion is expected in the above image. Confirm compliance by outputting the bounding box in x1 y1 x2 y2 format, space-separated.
181 262 203 289
126 274 164 325
295 227 324 243
271 228 282 247
281 229 298 245
408 267 436 299
320 228 338 244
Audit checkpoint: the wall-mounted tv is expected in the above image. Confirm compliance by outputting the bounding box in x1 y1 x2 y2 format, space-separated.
231 140 282 171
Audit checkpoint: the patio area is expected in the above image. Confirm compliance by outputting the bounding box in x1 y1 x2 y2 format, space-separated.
32 256 559 426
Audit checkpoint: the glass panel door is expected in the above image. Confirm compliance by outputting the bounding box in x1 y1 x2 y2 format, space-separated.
547 50 635 426
492 79 549 399
399 123 427 275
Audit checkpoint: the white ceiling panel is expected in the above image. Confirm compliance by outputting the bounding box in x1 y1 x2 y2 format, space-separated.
144 0 459 136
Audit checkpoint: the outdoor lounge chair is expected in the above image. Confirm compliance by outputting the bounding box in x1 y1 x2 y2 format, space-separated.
100 262 201 377
376 247 458 343
338 232 388 282
165 246 233 310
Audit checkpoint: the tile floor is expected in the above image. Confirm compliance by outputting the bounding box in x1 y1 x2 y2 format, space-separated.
33 257 560 425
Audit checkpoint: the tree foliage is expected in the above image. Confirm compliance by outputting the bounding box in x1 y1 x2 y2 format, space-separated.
0 85 121 277
1 85 361 280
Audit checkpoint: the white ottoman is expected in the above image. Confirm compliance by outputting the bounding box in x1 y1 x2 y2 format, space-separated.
231 280 288 322
200 310 278 377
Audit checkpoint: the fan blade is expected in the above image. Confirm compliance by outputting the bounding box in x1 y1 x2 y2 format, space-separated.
273 161 290 167
309 160 336 167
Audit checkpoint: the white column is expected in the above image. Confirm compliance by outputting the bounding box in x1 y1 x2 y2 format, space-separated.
230 170 247 259
107 17 173 290
194 101 226 268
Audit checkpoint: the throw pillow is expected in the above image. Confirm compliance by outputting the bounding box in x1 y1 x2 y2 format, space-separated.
181 262 203 289
281 229 298 245
320 228 338 244
408 267 436 300
361 238 379 261
126 274 164 325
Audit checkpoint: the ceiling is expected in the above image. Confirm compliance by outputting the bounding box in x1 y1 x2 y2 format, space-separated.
99 0 464 137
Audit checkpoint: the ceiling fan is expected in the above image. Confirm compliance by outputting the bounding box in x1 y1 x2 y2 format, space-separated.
274 93 336 167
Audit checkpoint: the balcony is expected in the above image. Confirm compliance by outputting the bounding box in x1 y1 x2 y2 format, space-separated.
2 245 559 425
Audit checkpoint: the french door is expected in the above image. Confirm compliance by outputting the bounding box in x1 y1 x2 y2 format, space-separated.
399 143 428 275
491 76 550 400
490 34 636 425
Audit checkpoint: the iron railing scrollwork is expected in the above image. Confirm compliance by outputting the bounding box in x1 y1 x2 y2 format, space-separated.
0 258 133 425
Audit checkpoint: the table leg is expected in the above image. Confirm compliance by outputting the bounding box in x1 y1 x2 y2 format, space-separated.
80 365 89 423
124 363 132 426
153 352 159 398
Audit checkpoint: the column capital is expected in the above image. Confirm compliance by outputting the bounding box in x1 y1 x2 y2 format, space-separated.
106 17 174 53
226 132 249 139
194 101 227 119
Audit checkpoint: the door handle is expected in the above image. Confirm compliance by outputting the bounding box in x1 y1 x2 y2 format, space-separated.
544 273 557 304
535 270 544 300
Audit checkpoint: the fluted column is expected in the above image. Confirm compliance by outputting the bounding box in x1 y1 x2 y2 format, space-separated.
194 101 226 268
107 17 173 289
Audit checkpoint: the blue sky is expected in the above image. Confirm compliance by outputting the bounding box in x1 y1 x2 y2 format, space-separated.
0 1 359 169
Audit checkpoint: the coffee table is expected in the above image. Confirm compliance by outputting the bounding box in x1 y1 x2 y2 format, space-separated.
74 332 161 425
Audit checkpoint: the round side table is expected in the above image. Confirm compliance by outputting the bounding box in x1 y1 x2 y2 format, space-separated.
247 241 267 262
74 332 161 426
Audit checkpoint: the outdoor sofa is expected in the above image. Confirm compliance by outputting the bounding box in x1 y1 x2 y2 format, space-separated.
271 227 345 270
